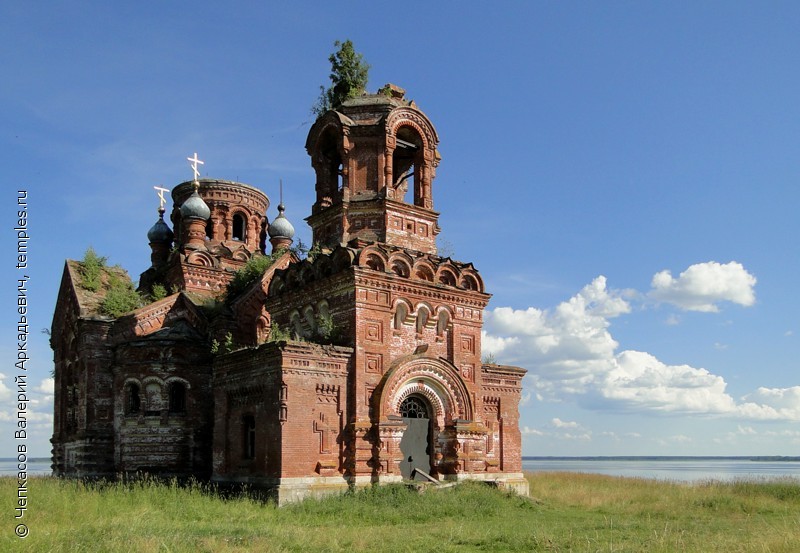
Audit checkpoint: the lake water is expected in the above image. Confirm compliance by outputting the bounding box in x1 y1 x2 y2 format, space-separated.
0 458 52 476
2 457 799 482
523 457 800 482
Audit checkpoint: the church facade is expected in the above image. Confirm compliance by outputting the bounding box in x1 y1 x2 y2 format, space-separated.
50 86 528 503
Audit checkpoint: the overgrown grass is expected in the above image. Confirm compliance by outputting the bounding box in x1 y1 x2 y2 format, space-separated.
77 247 107 292
100 273 142 317
4 473 798 552
226 252 283 300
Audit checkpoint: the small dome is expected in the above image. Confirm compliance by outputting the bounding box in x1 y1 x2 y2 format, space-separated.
180 189 211 220
147 211 174 243
268 204 295 239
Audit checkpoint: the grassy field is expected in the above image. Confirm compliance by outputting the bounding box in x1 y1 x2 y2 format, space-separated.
3 473 799 552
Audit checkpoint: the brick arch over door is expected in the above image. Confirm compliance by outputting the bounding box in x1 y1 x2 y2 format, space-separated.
377 356 473 429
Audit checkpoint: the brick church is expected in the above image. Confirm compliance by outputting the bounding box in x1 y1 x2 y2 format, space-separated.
50 85 528 503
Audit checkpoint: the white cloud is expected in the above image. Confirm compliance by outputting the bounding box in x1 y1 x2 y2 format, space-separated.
600 350 738 414
37 378 55 394
649 261 756 312
738 387 800 420
551 418 580 429
483 267 799 423
521 426 547 436
0 373 11 401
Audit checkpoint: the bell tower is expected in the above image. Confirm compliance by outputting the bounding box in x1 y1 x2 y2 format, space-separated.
305 84 441 254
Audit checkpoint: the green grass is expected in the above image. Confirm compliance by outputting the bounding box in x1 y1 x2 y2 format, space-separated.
4 473 799 552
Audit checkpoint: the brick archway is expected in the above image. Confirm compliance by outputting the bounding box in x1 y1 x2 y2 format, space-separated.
375 356 472 479
378 356 472 427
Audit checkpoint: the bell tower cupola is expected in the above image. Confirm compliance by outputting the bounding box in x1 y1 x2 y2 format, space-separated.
305 84 441 254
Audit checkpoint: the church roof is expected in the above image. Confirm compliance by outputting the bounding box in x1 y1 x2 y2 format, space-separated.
267 204 295 239
147 212 174 243
179 189 211 220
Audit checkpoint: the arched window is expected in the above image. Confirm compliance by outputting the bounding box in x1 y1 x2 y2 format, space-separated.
437 310 451 337
232 213 246 241
168 382 186 414
394 302 409 329
416 307 430 334
400 396 429 419
242 415 256 459
126 383 140 415
316 129 343 207
393 126 424 205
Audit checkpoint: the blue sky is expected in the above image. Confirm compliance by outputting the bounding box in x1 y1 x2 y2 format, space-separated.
2 2 799 459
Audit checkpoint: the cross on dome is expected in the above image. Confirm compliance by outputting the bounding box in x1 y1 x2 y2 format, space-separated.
187 152 204 184
153 186 170 211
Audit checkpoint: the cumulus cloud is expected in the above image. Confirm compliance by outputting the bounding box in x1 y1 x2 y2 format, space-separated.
648 261 756 312
0 374 56 430
551 418 581 429
521 426 547 436
37 378 55 394
483 265 799 423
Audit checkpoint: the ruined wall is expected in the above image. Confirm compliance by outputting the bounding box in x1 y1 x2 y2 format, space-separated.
112 333 213 478
51 318 115 477
212 342 353 490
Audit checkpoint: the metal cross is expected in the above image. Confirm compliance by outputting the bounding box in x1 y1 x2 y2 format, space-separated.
187 152 204 182
153 186 170 210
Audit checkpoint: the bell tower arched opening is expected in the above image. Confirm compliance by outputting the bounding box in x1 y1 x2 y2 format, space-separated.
392 126 424 206
314 127 343 211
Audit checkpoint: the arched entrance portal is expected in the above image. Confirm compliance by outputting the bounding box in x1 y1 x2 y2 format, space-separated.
398 395 432 480
377 356 474 481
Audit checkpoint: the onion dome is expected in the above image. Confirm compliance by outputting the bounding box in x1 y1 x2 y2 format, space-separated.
267 203 295 239
180 188 211 220
147 208 174 243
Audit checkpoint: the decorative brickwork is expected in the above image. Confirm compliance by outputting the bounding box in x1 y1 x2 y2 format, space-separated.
51 85 528 502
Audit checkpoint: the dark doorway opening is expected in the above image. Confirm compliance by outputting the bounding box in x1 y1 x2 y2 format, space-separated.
399 395 432 481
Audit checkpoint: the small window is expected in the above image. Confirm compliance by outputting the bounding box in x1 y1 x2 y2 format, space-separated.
126 383 140 415
168 382 186 414
232 213 246 241
243 415 256 459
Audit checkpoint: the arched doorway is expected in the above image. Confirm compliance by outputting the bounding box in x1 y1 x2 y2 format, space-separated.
398 395 432 481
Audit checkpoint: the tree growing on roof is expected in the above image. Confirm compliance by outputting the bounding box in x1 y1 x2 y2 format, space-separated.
312 39 370 117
